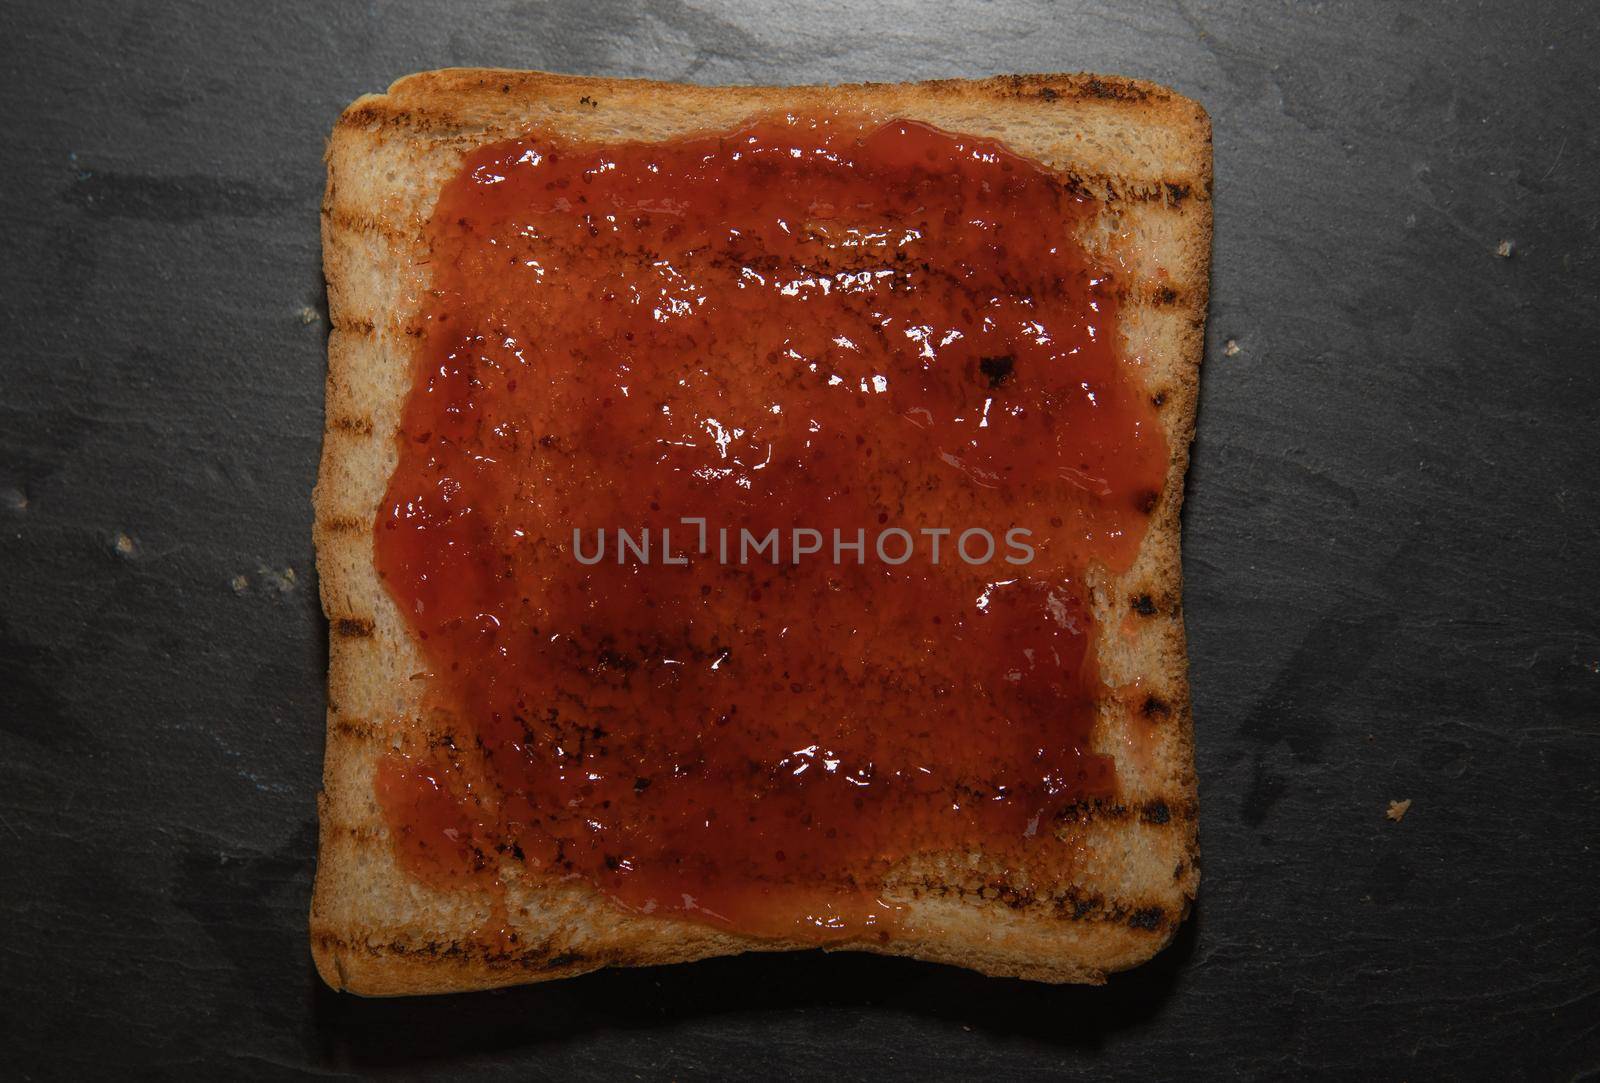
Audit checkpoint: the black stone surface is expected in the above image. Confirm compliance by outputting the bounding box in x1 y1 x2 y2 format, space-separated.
2 1 1597 1078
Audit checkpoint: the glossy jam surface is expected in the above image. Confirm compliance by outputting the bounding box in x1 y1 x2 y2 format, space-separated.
374 115 1167 938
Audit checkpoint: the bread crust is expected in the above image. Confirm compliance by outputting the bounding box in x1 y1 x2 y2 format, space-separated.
311 68 1211 995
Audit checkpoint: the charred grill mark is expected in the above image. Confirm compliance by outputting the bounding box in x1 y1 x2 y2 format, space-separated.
1144 283 1182 307
334 102 463 134
1052 796 1132 824
1083 75 1150 102
323 206 415 243
312 931 593 972
897 876 1178 929
332 717 381 741
1107 283 1192 308
996 73 1159 105
1051 794 1182 828
329 315 425 339
334 616 375 637
334 98 1202 208
1127 906 1165 931
1055 171 1208 206
328 415 375 437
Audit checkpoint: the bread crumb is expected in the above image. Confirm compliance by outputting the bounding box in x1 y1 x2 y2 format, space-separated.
1495 239 1514 259
1223 338 1241 357
230 574 249 594
1386 799 1412 822
257 564 298 594
299 305 321 325
1 488 25 512
112 532 136 557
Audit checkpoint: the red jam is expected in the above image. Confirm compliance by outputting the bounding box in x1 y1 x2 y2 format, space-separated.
373 114 1167 939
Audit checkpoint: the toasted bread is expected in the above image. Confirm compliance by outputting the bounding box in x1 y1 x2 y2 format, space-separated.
311 68 1210 995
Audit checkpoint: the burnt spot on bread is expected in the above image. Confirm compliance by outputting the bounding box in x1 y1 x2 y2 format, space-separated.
1038 86 1059 102
1135 488 1161 515
334 616 375 638
979 354 1015 387
1131 593 1157 616
1128 906 1165 931
1140 799 1171 825
318 515 367 534
1142 695 1171 720
1151 390 1167 409
578 95 600 108
1164 182 1192 207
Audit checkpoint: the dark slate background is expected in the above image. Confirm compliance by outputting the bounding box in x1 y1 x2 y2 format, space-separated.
3 1 1597 1078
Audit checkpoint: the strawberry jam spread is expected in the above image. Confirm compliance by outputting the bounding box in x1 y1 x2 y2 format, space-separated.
373 114 1167 939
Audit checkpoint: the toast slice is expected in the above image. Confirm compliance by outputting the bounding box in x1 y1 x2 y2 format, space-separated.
311 68 1210 995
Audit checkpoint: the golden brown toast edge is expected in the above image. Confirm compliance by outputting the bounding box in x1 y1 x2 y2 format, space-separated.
310 69 1211 995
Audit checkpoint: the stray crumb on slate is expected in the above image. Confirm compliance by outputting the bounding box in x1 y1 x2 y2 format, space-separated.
1224 338 1241 357
1 488 26 512
112 532 136 557
298 305 321 325
1495 239 1514 259
257 564 298 594
230 574 249 594
1386 799 1412 823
